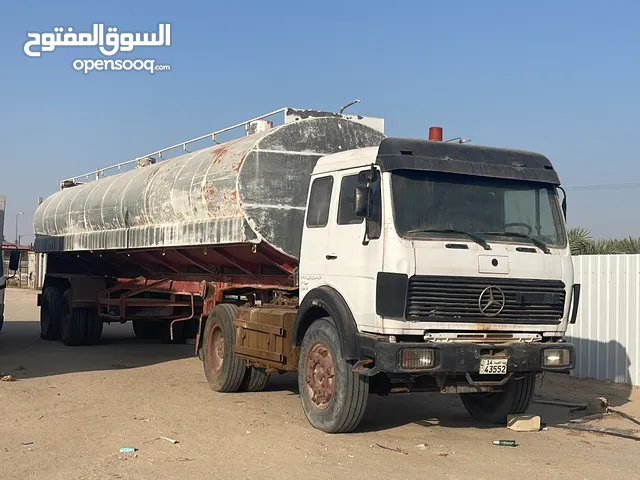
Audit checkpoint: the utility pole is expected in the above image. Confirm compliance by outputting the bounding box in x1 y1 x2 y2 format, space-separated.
15 212 24 244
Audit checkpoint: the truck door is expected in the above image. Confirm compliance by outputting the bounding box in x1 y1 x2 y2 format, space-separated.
299 175 335 301
325 169 384 331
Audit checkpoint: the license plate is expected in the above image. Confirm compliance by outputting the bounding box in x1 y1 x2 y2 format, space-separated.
479 358 508 375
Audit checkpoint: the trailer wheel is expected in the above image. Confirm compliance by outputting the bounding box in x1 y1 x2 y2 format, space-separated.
132 321 161 339
202 304 246 393
59 289 87 346
83 308 103 345
460 373 536 424
40 286 63 340
298 317 369 434
240 367 270 392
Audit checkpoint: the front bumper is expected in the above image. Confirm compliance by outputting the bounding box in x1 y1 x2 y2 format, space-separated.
358 334 575 375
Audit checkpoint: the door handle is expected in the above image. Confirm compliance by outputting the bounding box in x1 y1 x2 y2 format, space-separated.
325 254 338 260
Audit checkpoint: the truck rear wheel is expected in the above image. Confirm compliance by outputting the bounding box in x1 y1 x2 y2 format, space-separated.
460 373 536 424
240 367 270 392
132 320 161 339
202 304 246 392
40 286 63 340
298 318 369 434
59 289 87 346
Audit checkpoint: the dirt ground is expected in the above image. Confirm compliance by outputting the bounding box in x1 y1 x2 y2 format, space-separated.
1 289 639 480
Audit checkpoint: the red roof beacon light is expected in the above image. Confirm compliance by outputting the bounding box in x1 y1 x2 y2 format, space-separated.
428 126 443 142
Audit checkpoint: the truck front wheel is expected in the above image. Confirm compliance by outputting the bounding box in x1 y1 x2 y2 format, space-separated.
298 318 369 434
460 373 536 424
202 304 246 392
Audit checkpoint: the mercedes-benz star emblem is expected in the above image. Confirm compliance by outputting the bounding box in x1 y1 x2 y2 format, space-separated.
478 286 506 317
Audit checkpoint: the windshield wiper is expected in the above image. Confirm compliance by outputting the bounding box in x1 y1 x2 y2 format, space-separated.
478 231 550 254
405 229 491 250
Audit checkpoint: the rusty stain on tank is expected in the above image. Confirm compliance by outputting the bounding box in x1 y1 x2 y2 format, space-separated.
211 142 232 164
204 183 216 198
233 150 249 172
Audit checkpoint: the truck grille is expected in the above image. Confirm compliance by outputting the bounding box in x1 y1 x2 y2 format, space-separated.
406 276 566 324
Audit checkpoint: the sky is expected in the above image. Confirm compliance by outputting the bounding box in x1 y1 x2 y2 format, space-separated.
0 0 639 243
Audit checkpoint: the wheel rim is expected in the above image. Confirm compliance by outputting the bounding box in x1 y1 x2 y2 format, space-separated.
304 342 335 410
207 325 224 374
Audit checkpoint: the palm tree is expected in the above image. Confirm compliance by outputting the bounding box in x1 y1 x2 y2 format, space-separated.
567 227 640 255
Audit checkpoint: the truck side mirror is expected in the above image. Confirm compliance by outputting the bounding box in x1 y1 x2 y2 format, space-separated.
354 186 369 217
8 249 20 272
558 186 567 219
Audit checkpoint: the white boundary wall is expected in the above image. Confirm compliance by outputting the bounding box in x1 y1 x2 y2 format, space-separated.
567 254 640 385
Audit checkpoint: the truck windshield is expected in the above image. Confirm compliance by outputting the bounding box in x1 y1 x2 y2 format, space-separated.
390 170 567 248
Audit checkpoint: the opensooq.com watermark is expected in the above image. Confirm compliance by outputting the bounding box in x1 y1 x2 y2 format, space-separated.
72 58 170 74
23 23 172 74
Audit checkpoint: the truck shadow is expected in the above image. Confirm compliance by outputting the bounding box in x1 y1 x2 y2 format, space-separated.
269 339 634 433
2 315 634 434
0 320 194 380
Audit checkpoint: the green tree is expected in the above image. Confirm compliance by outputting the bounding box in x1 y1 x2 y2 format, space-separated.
568 227 640 255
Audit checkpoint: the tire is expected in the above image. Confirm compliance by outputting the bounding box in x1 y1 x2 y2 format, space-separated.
59 289 87 346
240 366 270 392
202 304 246 392
298 317 369 434
83 308 103 345
40 286 63 340
460 373 536 424
132 320 161 339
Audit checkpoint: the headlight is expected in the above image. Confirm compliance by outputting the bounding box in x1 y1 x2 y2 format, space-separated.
542 348 571 367
399 348 435 369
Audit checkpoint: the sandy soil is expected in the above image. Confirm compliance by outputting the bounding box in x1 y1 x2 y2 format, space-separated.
1 288 639 480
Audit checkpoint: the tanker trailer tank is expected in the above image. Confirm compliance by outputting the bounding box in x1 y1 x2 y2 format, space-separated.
30 108 385 348
33 111 385 260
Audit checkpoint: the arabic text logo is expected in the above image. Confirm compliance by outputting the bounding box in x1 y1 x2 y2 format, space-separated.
23 23 171 58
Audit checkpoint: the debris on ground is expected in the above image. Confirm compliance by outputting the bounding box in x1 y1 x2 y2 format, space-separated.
507 414 541 432
553 423 640 441
492 440 517 447
586 397 610 415
119 447 137 453
375 443 408 455
550 407 640 441
533 398 588 409
533 396 611 414
1 375 15 382
159 436 179 444
21 441 33 446
415 443 427 450
608 408 640 427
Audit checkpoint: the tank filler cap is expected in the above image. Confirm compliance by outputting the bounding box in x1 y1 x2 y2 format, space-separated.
246 120 273 136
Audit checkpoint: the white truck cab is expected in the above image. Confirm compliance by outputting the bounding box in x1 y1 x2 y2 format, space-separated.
294 130 578 430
